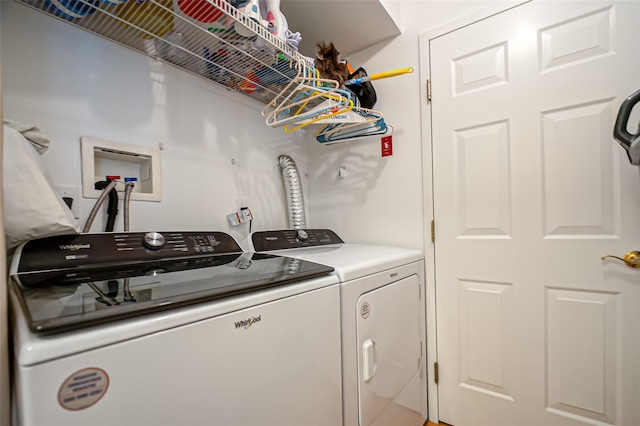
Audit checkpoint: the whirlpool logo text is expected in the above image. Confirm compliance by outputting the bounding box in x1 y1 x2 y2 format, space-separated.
234 315 261 329
59 244 91 251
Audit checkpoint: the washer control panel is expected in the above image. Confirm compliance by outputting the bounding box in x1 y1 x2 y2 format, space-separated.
16 231 243 273
251 229 344 252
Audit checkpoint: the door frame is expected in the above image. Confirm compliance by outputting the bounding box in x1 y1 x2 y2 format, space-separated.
417 1 530 422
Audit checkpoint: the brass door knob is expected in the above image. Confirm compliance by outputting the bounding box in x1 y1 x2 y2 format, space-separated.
601 251 640 268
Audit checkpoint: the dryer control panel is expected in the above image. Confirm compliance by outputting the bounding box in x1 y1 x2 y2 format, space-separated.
251 229 344 252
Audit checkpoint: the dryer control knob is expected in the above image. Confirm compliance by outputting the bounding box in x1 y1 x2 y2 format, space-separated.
143 232 165 250
296 229 309 241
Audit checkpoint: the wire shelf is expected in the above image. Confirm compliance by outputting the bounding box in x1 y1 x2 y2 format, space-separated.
14 0 392 141
15 0 310 103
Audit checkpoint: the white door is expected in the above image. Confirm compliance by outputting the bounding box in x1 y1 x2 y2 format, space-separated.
429 1 640 425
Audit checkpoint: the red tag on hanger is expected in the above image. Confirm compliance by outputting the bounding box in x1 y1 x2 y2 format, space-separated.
381 136 393 157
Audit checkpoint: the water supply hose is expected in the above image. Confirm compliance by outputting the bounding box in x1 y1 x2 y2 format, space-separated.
83 180 118 233
123 182 135 232
278 154 306 229
123 181 136 301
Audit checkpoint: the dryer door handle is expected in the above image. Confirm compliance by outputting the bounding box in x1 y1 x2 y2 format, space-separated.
362 339 376 382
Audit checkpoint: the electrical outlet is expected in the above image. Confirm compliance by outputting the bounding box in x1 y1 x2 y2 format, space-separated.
56 186 81 219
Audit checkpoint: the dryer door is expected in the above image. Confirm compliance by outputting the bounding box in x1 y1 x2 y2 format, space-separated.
356 274 423 426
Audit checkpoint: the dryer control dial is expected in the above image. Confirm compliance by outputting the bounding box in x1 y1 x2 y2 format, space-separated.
295 229 309 241
143 232 165 250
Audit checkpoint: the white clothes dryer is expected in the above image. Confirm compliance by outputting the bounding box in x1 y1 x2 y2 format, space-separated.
246 229 428 426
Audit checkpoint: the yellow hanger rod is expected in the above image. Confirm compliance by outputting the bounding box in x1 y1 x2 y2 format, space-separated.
347 67 414 85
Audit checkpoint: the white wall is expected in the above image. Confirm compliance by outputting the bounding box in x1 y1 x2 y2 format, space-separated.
0 2 509 424
1 1 307 244
1 0 506 252
306 0 497 250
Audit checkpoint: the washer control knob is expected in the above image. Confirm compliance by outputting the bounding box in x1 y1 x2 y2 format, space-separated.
143 232 165 250
296 229 309 242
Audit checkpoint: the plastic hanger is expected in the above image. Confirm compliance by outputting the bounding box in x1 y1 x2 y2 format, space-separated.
278 81 356 126
316 123 393 144
314 107 385 141
315 115 392 144
262 62 352 129
267 87 352 128
262 63 335 116
283 94 355 133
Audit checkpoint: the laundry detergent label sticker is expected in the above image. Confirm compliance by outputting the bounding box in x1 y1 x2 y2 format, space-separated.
58 367 109 411
361 302 370 319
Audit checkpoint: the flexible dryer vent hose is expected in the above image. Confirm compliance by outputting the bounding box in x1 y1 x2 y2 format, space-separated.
278 155 307 229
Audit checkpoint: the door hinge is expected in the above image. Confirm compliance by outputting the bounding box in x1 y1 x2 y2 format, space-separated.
431 220 435 243
427 79 432 101
434 362 439 384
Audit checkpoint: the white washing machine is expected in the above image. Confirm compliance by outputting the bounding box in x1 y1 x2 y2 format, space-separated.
246 229 428 426
9 231 343 426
